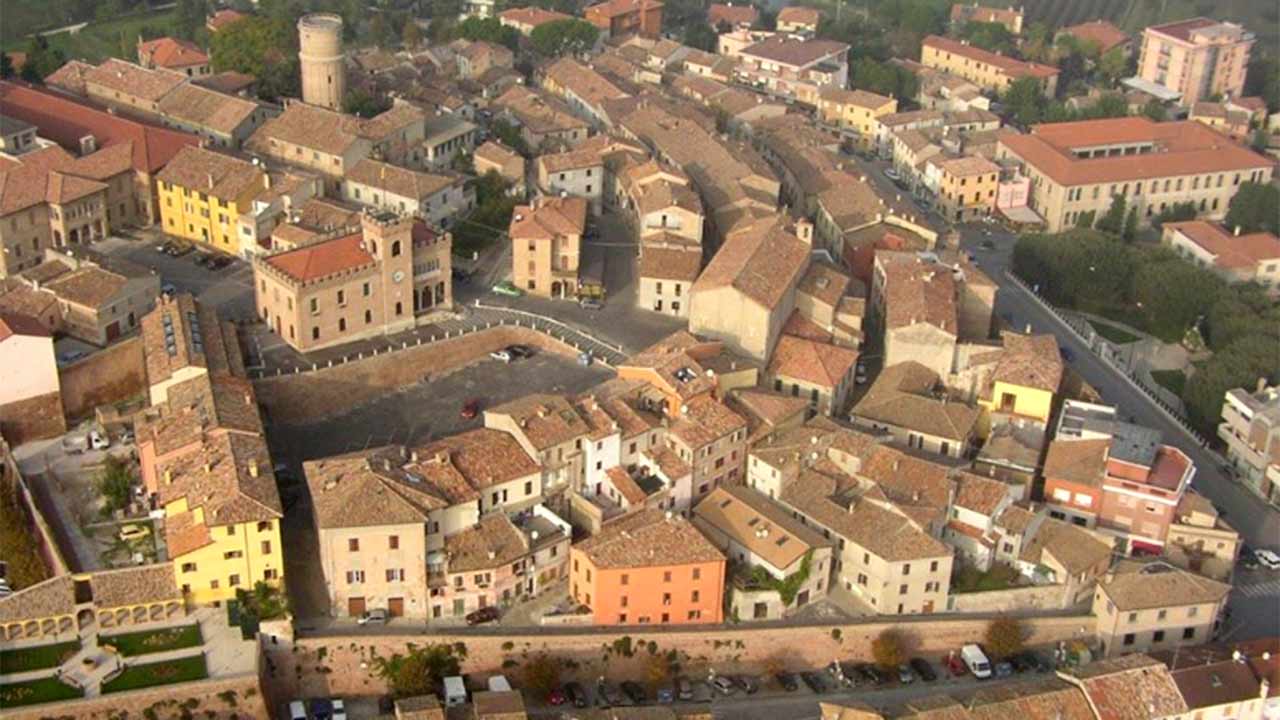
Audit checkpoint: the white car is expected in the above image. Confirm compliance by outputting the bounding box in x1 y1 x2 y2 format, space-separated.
1255 549 1280 570
490 349 512 363
333 699 347 720
89 430 110 450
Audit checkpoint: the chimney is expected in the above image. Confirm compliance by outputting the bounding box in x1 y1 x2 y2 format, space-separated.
164 469 173 484
1233 225 1241 236
249 459 260 478
795 218 814 244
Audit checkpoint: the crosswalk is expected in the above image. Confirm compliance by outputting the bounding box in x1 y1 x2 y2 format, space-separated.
1233 578 1280 598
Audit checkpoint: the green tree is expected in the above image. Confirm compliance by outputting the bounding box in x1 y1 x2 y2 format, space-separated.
1250 128 1269 153
402 18 423 48
1132 250 1225 339
682 21 718 52
522 654 561 697
1224 181 1280 235
1141 99 1168 121
344 88 391 118
20 36 68 82
1021 21 1054 62
851 57 918 100
1122 206 1138 242
96 455 134 516
456 17 519 51
210 16 300 100
174 0 208 41
488 119 529 157
871 628 910 669
1097 47 1128 86
530 18 600 56
1205 284 1279 351
1244 55 1280 112
1074 210 1096 229
1003 76 1045 126
1151 201 1196 229
959 20 1013 52
984 616 1026 659
1182 333 1280 434
1095 194 1127 236
0 52 13 80
374 644 465 699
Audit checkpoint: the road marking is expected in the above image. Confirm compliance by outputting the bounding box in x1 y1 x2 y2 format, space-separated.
1235 579 1280 598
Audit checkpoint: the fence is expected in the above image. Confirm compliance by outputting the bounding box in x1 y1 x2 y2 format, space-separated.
1003 270 1210 447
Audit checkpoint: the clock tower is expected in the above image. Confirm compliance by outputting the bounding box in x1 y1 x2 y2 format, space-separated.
361 210 416 336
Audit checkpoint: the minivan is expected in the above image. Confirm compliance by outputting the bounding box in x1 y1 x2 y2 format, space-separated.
961 644 992 679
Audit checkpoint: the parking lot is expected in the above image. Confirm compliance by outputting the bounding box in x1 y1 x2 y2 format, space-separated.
268 352 613 622
96 232 258 321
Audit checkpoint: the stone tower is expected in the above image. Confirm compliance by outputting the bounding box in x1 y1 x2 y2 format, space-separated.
297 13 345 111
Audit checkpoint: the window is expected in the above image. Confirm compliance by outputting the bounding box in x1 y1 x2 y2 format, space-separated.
621 595 628 607
691 590 700 602
261 541 272 554
257 521 272 532
229 574 241 587
264 569 278 581
663 571 672 582
392 240 401 257
386 568 405 582
363 281 371 297
1187 606 1198 618
1157 609 1167 621
345 570 365 584
692 567 701 580
621 574 629 586
389 535 400 550
662 593 672 605
224 550 243 560
930 560 939 572
181 562 197 573
902 564 910 575
899 584 908 595
348 539 360 552
312 327 320 341
1153 630 1165 643
1183 627 1196 640
210 579 220 589
337 289 346 306
309 297 318 315
1122 633 1135 646
1128 612 1138 623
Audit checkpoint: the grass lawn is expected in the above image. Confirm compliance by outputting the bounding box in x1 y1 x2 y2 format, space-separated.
100 625 202 657
102 654 208 694
0 640 81 674
1150 369 1187 398
951 562 1021 594
1 9 177 63
0 676 84 707
1089 320 1141 345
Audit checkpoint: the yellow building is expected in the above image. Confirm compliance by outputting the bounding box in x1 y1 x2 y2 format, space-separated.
936 155 1000 223
157 146 266 256
158 431 284 605
921 34 1059 96
979 332 1064 430
817 87 898 148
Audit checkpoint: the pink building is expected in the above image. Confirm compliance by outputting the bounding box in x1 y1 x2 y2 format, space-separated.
1137 18 1253 105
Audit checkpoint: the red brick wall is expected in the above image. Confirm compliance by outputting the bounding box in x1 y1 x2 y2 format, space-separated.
58 336 146 421
0 391 67 444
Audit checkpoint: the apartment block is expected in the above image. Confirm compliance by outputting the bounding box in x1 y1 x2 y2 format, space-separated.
157 146 267 256
727 35 850 106
583 0 663 39
509 196 587 300
1093 559 1229 658
255 211 450 353
1161 221 1280 294
1137 18 1253 105
1218 382 1280 504
1164 490 1240 582
935 155 1000 222
341 159 473 229
570 509 725 625
920 35 1059 96
816 88 898 148
996 117 1273 233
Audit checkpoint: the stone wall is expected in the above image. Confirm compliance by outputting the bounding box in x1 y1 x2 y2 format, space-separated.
253 327 578 425
946 585 1078 613
0 391 66 445
58 336 146 421
269 614 1093 699
6 672 266 720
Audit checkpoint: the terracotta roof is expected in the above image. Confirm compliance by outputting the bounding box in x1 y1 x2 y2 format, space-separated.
0 81 198 173
693 485 830 569
346 159 459 200
414 428 540 495
1018 518 1111 575
1042 438 1109 488
991 332 1064 393
499 6 572 28
247 102 421 158
544 57 629 109
938 154 1000 178
193 70 257 95
137 37 209 69
797 261 850 308
923 35 1058 80
818 86 895 110
1167 658 1262 711
576 508 723 570
493 85 587 136
1166 220 1280 269
157 83 261 135
263 231 375 284
669 396 747 448
0 310 51 341
1100 559 1231 611
157 145 263 201
768 334 858 389
638 241 702 281
954 472 1009 516
1058 20 1130 54
742 37 848 67
998 118 1272 187
84 58 187 102
878 251 958 333
90 564 180 609
1066 654 1188 720
994 504 1037 535
44 59 93 95
853 362 980 442
0 145 110 215
206 9 250 31
0 575 75 623
950 3 1022 26
708 3 758 27
777 6 820 25
1145 16 1222 42
509 196 587 241
308 449 452 530
446 513 533 573
157 431 282 524
487 393 588 451
730 388 809 432
585 0 664 20
692 217 808 310
141 293 246 387
475 140 521 167
43 266 127 308
642 444 691 480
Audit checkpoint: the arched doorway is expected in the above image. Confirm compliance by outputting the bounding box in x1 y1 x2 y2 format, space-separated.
76 608 95 633
551 281 563 298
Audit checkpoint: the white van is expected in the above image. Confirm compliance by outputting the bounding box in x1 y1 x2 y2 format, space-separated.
961 644 992 679
487 675 513 692
443 675 467 707
287 700 307 720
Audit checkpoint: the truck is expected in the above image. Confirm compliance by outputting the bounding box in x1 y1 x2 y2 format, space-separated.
961 644 992 679
443 676 467 707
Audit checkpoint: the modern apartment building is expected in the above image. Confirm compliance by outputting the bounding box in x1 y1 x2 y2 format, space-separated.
583 0 663 39
920 35 1059 96
570 508 726 625
254 211 451 352
1218 382 1280 504
1093 559 1230 658
1136 18 1253 105
996 117 1274 232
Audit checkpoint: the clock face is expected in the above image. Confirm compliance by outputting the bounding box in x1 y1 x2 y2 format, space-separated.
392 270 405 283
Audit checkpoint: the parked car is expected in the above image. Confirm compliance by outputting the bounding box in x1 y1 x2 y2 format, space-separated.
898 664 916 684
598 681 624 707
883 167 901 182
994 660 1015 678
710 676 735 696
208 255 234 271
332 699 347 720
675 676 693 700
161 283 177 297
857 663 887 686
961 644 993 679
89 430 110 450
490 349 513 363
855 366 868 384
118 524 150 542
287 700 307 720
193 252 213 267
656 687 674 704
357 609 388 626
460 398 483 419
943 654 967 678
1059 346 1076 363
1255 548 1280 570
799 671 827 694
58 350 88 365
774 672 799 692
507 344 535 359
310 698 335 720
979 238 996 249
155 241 173 254
465 606 499 626
908 658 937 682
733 675 759 694
578 297 604 310
451 268 471 283
548 687 567 706
620 681 646 704
492 281 523 297
167 242 194 257
564 681 587 708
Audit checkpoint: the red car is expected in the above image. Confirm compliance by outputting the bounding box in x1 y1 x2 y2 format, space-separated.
461 398 482 419
943 654 967 678
547 688 567 706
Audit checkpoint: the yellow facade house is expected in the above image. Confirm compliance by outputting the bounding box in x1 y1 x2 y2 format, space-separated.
817 87 898 148
978 332 1065 430
157 427 284 605
157 146 266 256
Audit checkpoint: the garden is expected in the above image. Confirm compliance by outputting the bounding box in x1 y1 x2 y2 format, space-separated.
102 654 209 694
0 676 84 707
100 624 203 657
0 640 80 674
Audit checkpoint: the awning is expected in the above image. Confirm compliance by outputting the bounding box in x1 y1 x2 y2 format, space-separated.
998 204 1045 225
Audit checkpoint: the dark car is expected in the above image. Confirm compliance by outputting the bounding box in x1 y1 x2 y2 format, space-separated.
310 698 334 720
799 671 827 694
167 242 193 257
1009 653 1034 674
451 268 471 283
909 658 937 682
774 672 799 692
506 344 535 359
1013 651 1053 673
464 605 499 626
857 664 888 686
994 660 1015 678
979 238 996 249
461 398 483 419
733 675 759 694
208 255 234 270
598 681 624 707
193 252 213 267
620 681 647 704
564 681 587 708
1059 346 1076 363
548 688 567 705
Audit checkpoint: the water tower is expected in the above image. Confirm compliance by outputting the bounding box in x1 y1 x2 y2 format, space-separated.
297 13 346 110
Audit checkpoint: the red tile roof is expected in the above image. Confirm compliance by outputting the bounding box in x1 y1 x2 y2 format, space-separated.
264 231 375 283
708 3 758 27
776 6 819 26
1165 220 1280 269
0 81 198 174
137 37 209 69
0 310 51 341
1058 20 1130 54
206 9 250 31
923 35 1059 80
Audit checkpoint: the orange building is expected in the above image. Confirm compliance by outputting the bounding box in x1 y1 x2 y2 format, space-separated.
570 509 725 625
583 0 663 39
